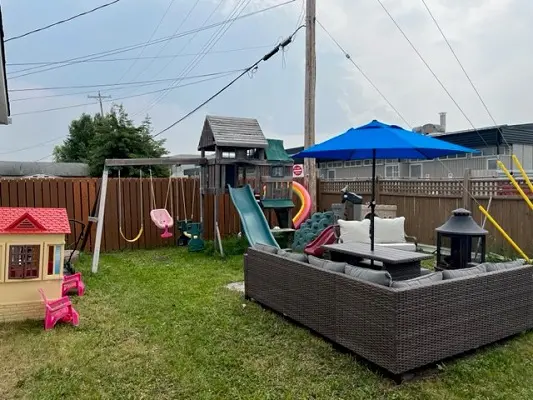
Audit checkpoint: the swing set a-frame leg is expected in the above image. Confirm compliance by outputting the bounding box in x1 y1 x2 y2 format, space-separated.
91 167 109 273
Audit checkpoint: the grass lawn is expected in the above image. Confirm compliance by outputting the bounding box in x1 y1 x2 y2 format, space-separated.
2 248 533 399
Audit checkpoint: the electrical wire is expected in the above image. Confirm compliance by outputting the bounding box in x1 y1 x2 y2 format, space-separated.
0 135 67 155
419 0 511 149
124 0 202 87
10 73 241 102
6 45 273 67
7 0 296 79
11 72 239 116
114 0 178 84
152 25 305 138
137 0 252 115
10 68 245 94
135 0 251 117
5 0 122 42
316 18 411 129
375 0 490 147
121 0 214 106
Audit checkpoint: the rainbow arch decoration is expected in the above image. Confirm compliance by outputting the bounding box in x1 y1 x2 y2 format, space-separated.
292 181 312 229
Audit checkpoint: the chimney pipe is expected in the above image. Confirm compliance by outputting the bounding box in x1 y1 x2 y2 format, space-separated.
439 112 447 132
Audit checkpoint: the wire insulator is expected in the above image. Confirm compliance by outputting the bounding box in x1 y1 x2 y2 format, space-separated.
263 46 280 61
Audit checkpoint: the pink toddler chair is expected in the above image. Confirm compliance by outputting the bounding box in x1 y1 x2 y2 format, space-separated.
62 272 85 297
38 289 79 330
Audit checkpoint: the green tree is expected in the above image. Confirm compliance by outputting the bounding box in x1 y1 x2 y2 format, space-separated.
53 113 95 163
54 105 169 177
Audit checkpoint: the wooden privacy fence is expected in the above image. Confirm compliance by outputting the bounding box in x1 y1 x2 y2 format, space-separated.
0 178 297 253
1 176 533 256
319 178 533 255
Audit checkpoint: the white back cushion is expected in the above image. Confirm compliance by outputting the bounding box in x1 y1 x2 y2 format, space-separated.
338 219 370 244
373 216 406 243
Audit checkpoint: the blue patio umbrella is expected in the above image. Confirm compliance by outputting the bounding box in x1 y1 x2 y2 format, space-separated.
292 120 478 251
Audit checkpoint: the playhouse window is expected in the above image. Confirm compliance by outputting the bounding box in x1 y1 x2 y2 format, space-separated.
271 166 284 178
47 245 62 275
8 245 40 280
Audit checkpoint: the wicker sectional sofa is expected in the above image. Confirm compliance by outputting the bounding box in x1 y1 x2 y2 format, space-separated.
244 246 533 376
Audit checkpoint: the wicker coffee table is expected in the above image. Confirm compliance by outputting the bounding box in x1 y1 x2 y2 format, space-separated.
323 242 433 280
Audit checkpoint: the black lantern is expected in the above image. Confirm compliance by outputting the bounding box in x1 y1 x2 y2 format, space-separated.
436 208 488 270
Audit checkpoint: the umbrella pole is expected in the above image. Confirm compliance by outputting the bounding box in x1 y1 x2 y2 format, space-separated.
371 150 376 253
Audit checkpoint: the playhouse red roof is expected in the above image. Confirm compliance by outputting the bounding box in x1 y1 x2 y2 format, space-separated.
0 207 71 234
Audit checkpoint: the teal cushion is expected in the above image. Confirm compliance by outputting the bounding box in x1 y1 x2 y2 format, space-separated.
442 265 487 280
344 264 392 287
484 259 526 272
253 243 278 254
308 255 346 272
277 249 308 263
392 272 443 288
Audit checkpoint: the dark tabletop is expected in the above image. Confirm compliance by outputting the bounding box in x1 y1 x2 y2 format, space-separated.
323 242 433 264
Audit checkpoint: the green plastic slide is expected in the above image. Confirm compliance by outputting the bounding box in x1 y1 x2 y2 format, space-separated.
227 184 280 248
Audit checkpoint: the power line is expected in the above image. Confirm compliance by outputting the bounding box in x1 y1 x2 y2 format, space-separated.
135 0 250 117
375 0 489 148
28 26 298 162
124 0 202 87
5 0 122 42
10 70 245 101
8 0 296 79
0 135 66 155
9 72 240 159
11 72 239 116
152 25 305 138
6 45 272 67
419 0 510 149
316 19 411 128
115 0 178 84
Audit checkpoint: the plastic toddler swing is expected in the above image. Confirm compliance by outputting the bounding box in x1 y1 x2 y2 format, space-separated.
149 169 174 238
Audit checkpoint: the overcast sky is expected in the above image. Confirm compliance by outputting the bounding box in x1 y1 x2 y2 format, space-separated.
2 0 532 161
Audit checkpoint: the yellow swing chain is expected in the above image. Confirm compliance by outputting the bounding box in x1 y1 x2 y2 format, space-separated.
118 169 144 243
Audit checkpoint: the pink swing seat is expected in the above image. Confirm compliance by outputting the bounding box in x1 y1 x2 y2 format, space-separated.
150 209 174 238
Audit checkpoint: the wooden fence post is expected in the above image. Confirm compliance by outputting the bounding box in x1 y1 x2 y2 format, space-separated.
463 169 472 210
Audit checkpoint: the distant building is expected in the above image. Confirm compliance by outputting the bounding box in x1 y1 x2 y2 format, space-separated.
287 116 533 180
413 112 447 135
0 162 89 178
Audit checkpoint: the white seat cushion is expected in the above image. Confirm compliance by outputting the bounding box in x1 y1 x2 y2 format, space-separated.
338 219 370 244
373 216 406 244
376 242 416 252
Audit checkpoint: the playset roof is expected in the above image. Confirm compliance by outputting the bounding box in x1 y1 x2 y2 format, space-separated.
0 207 71 234
197 115 268 151
265 139 292 162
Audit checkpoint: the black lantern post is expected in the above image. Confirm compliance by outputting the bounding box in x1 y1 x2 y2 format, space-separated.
436 208 488 271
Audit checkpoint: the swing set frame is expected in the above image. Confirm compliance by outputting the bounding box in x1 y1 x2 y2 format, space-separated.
91 156 207 273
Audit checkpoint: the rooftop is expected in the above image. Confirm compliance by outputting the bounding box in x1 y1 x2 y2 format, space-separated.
197 115 268 151
0 161 90 177
0 207 71 234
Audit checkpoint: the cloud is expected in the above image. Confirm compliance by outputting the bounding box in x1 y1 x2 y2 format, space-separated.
2 0 533 162
315 0 533 131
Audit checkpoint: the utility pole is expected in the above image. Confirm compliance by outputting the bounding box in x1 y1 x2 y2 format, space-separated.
87 91 111 116
304 0 317 213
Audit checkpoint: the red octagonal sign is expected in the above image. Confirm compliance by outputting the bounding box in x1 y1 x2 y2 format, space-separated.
293 164 303 177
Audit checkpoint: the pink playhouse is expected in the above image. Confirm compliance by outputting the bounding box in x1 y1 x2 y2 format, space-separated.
0 207 72 323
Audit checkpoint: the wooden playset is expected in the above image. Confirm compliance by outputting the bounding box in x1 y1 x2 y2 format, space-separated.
91 114 302 271
0 207 80 325
197 115 295 240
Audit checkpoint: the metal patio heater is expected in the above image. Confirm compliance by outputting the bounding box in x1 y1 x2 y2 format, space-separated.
436 208 488 271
